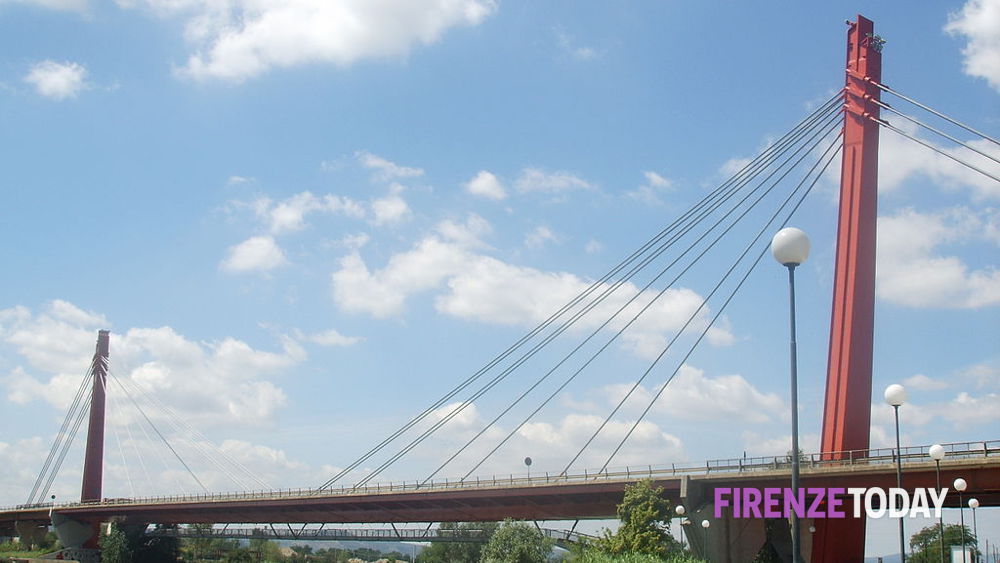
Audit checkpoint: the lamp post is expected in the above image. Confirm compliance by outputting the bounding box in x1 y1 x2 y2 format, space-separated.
885 383 907 561
771 227 809 563
701 519 710 561
929 444 946 563
956 478 968 562
969 498 980 562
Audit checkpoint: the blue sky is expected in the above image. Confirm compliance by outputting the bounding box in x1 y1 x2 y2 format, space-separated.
1 0 997 557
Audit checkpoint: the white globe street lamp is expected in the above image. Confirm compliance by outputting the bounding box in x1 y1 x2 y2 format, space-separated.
955 478 968 561
771 227 811 266
884 384 907 561
929 444 946 561
969 498 980 560
771 227 809 563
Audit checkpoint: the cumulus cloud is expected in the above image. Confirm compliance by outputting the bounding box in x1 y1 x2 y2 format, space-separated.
602 365 786 425
0 302 305 428
131 0 497 82
408 401 686 477
869 385 1000 446
330 218 734 358
23 60 87 100
356 151 424 182
464 170 507 200
878 120 1000 200
251 192 365 235
741 431 820 458
299 328 363 347
946 0 1000 92
371 193 411 226
515 168 594 194
877 207 1000 308
220 235 288 273
903 374 950 391
626 170 674 205
956 361 1000 389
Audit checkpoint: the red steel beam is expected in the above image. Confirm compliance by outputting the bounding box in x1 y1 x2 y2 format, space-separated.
81 330 110 503
813 15 882 562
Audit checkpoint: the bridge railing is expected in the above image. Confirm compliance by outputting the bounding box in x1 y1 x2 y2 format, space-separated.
4 439 995 513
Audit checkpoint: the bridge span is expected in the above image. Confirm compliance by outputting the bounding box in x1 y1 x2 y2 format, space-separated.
2 440 996 535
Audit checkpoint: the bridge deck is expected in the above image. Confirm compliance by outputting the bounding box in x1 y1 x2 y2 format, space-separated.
2 441 996 532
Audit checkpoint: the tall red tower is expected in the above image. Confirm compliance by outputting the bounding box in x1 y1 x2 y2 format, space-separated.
812 15 882 562
80 330 110 503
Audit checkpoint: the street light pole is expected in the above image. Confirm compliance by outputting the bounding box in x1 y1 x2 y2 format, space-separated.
969 498 980 563
956 478 968 563
771 227 810 563
929 444 946 563
885 384 907 562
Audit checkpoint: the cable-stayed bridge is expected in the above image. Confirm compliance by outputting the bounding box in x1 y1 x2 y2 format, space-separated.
2 15 998 563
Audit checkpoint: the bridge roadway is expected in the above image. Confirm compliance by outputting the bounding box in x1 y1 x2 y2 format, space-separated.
2 441 997 535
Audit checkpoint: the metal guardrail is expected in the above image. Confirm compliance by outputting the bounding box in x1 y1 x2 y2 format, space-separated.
4 439 995 514
150 526 596 545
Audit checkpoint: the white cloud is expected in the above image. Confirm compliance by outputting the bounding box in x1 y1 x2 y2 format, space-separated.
125 0 498 82
435 213 491 248
0 303 306 427
464 170 507 200
226 175 255 186
870 387 1000 436
626 170 674 205
331 220 733 358
253 192 365 235
946 0 1000 92
741 431 820 458
584 239 603 254
878 120 1000 200
940 391 1000 428
220 236 288 273
955 361 1000 389
23 60 87 100
412 402 686 475
524 226 560 249
371 193 411 226
301 329 363 347
719 157 752 178
903 374 950 391
602 365 786 425
515 168 594 194
877 207 1000 308
356 151 425 182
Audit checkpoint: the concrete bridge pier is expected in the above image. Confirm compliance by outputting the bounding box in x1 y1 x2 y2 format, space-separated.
679 477 815 562
51 511 96 549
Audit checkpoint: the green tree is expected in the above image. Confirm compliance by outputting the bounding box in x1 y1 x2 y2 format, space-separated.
596 480 681 557
417 522 499 563
909 523 978 563
479 519 552 563
100 522 134 563
249 537 284 562
223 548 257 563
